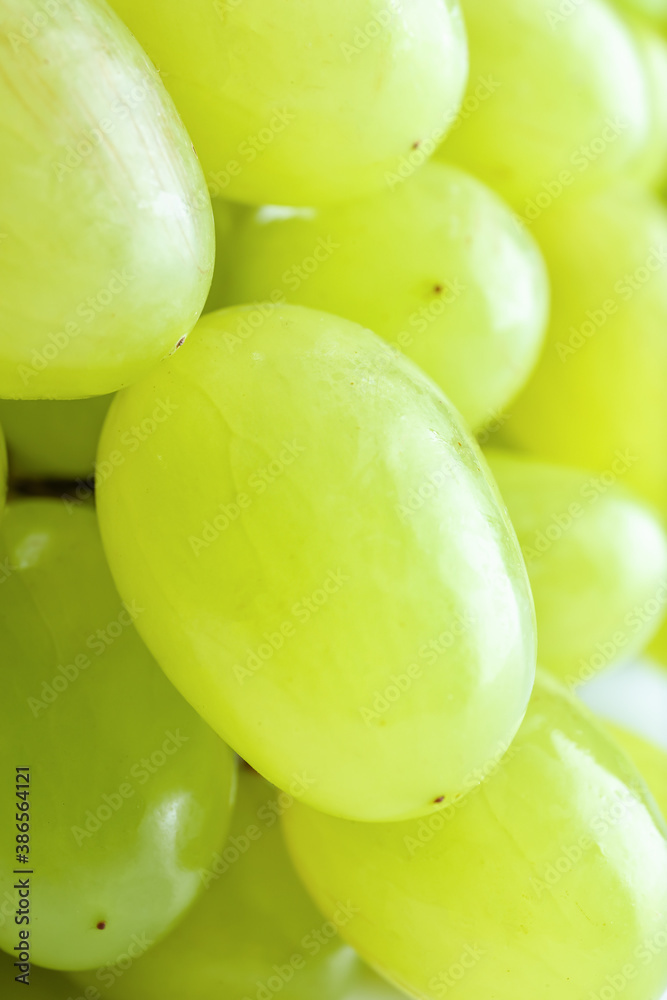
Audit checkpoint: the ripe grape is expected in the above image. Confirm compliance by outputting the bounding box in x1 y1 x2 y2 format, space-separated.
486 449 667 685
105 0 469 206
439 0 653 214
71 766 361 1000
96 303 536 822
0 395 113 480
0 500 236 971
502 184 667 509
0 0 214 400
219 162 549 430
282 672 667 1000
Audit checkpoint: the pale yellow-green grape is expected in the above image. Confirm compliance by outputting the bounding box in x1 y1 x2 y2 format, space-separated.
0 0 214 400
613 0 667 25
220 162 549 431
503 184 667 510
71 767 361 1000
626 14 667 187
0 500 236 971
0 949 71 998
485 450 667 687
0 395 113 480
438 0 653 215
203 197 240 316
282 672 667 1000
97 304 536 823
106 0 469 206
607 724 667 820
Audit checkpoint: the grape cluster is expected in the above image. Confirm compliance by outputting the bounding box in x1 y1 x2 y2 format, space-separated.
0 1 666 999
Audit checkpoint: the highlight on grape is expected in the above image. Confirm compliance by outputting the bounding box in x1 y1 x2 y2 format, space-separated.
0 0 666 998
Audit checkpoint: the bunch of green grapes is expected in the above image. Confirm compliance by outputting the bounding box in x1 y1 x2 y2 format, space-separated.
97 303 536 823
0 500 236 971
0 396 113 481
105 0 469 206
283 672 667 1000
218 162 549 431
439 0 655 213
502 184 667 510
0 0 214 400
486 450 667 685
71 766 368 1000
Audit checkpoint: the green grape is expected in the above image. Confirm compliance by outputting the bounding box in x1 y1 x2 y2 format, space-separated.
105 0 469 207
282 672 667 1000
503 184 667 510
0 949 70 998
0 395 113 480
0 0 214 400
438 0 653 215
219 162 549 431
485 449 667 687
71 766 360 1000
96 303 536 823
606 724 667 820
0 500 236 972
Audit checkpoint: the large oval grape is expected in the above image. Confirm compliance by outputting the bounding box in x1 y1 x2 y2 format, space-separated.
486 449 667 685
282 672 667 1000
97 303 536 822
219 162 549 431
0 500 236 971
106 0 468 206
0 0 214 399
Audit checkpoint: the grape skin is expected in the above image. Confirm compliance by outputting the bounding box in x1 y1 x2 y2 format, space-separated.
0 0 214 399
105 0 469 206
0 500 237 971
282 672 667 1000
486 449 667 685
96 303 536 823
217 162 549 431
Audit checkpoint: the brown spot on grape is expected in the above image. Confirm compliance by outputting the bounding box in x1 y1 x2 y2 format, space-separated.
412 140 422 150
96 922 106 930
433 795 445 804
175 336 186 349
433 284 443 294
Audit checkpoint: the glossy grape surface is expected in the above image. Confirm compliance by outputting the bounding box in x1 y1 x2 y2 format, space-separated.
97 303 536 822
